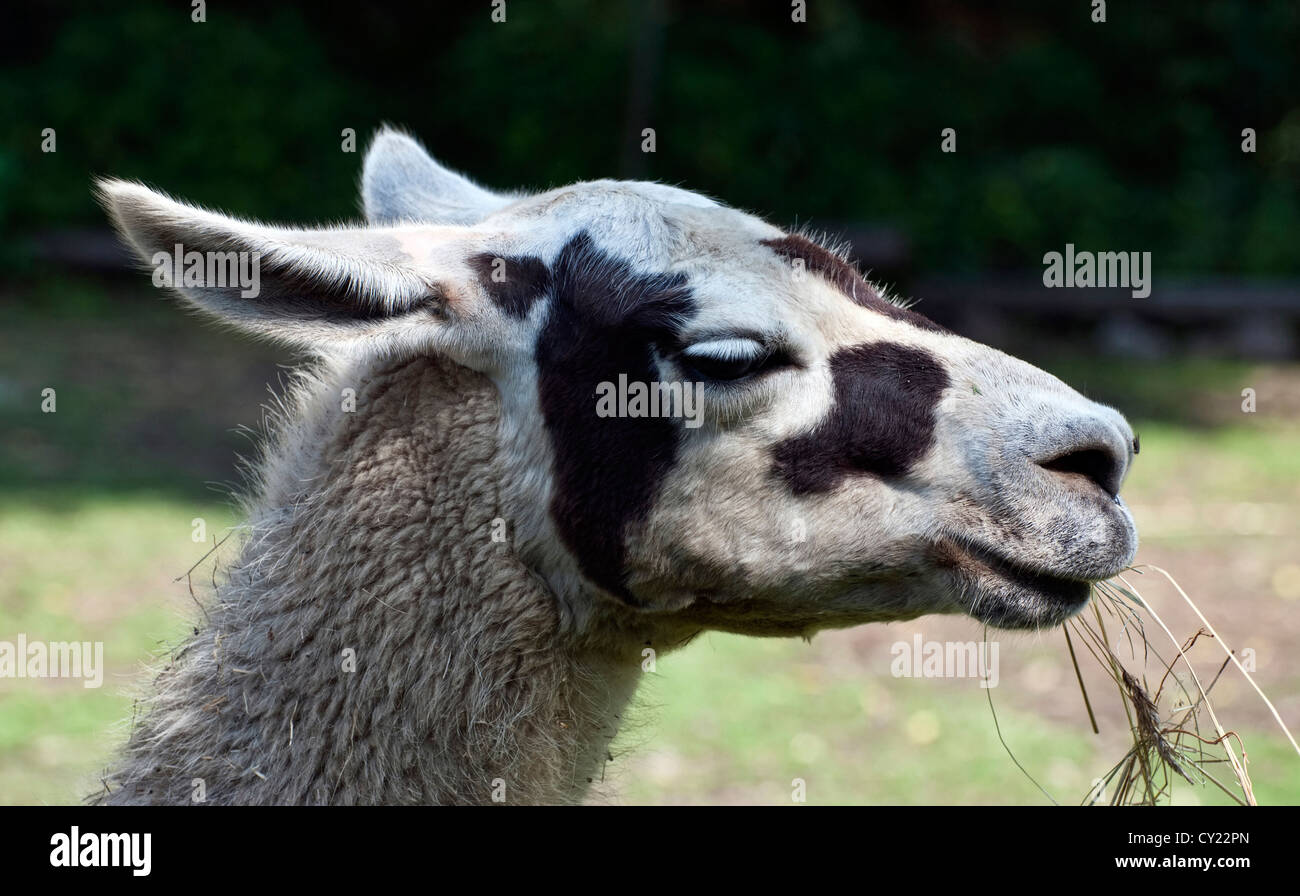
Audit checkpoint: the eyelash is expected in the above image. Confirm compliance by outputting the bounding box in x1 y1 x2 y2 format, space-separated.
677 346 792 383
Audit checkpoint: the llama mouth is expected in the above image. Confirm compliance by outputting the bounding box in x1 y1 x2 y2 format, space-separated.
939 540 1095 630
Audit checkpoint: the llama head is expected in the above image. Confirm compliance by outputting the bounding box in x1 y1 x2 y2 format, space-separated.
98 127 1137 635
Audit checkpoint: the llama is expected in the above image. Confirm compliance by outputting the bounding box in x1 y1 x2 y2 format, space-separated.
92 128 1138 804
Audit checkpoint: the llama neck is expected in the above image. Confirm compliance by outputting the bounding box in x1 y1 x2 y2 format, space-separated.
101 355 641 805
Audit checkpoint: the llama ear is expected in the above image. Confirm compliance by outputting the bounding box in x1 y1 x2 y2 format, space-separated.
362 126 514 225
97 178 483 358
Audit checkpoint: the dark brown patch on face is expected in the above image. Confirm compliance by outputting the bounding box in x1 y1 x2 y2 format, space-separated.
761 234 947 333
468 252 552 319
536 232 696 605
772 342 950 494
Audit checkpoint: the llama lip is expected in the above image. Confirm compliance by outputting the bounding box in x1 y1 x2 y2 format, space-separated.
939 539 1094 629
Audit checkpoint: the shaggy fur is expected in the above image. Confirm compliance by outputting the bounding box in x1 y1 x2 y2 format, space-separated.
95 355 641 805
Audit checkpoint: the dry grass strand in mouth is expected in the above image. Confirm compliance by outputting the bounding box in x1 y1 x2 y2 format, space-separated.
988 564 1298 805
1061 566 1300 806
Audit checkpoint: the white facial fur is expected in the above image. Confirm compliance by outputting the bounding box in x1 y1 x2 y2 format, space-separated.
99 127 1138 637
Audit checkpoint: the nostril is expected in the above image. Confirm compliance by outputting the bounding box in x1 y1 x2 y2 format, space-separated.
1039 447 1123 498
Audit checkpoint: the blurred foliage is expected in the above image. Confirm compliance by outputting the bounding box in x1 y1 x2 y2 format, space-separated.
1 0 1298 274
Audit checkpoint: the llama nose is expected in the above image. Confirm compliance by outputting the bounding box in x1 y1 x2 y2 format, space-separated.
1032 410 1135 499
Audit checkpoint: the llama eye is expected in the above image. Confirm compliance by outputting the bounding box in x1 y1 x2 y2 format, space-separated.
678 338 773 382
